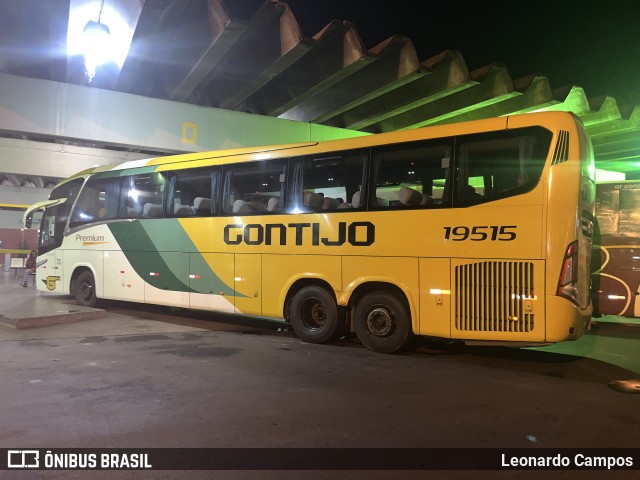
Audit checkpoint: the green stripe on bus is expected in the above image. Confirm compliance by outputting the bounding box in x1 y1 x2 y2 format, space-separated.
108 221 190 291
138 219 240 296
108 220 242 296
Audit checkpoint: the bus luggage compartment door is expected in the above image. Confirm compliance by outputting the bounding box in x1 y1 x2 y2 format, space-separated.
141 251 189 308
418 257 451 338
189 252 235 313
234 254 261 315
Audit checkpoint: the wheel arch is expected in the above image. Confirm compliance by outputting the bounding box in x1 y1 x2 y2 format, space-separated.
69 264 98 296
346 280 417 333
283 277 338 321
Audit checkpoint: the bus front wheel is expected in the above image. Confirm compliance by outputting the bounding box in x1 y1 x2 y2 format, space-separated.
354 291 413 353
75 270 98 308
290 286 345 344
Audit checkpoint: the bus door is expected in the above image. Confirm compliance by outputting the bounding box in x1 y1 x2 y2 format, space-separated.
34 201 68 294
189 252 236 314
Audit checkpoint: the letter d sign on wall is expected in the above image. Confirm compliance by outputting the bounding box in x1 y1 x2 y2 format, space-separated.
182 122 198 144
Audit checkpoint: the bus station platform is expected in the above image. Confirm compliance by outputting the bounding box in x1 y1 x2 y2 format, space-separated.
0 271 107 329
0 267 638 473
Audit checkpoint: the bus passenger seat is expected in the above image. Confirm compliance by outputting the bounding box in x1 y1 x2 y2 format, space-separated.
174 203 194 216
247 201 266 213
399 186 433 206
351 191 362 208
193 197 212 216
303 192 324 210
127 205 142 218
464 185 482 203
420 194 434 205
374 197 389 207
267 197 280 212
399 186 421 205
322 197 340 210
143 203 163 218
233 200 252 214
233 200 266 214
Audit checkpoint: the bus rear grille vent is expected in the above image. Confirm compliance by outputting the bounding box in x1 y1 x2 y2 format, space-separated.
551 130 569 165
454 261 535 333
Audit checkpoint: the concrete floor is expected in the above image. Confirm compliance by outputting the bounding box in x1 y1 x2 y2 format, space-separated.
1 272 639 480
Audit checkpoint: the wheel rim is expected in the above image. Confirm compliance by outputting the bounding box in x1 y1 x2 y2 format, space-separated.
300 297 326 331
366 306 395 338
80 280 93 301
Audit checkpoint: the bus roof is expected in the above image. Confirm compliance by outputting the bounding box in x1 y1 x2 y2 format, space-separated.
63 111 577 179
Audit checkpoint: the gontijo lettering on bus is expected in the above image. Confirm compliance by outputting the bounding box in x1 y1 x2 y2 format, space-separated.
223 221 375 246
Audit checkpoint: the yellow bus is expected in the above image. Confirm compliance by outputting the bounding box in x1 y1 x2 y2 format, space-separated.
23 111 595 353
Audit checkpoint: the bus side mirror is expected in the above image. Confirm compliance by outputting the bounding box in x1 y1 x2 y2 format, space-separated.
24 213 33 229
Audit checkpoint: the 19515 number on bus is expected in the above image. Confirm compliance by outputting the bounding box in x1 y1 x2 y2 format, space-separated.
443 225 517 241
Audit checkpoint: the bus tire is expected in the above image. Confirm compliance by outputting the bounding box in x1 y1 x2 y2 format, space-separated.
354 291 413 354
290 286 345 344
75 270 98 308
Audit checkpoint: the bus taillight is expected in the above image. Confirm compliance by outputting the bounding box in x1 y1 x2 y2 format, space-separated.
557 241 579 304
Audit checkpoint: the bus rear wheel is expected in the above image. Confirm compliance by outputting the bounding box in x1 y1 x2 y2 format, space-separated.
290 286 345 344
354 291 412 353
75 270 98 308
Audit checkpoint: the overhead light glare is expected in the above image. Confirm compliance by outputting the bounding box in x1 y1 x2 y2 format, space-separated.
68 0 136 81
81 18 111 80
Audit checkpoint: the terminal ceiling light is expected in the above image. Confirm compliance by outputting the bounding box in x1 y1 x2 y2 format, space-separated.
81 0 111 82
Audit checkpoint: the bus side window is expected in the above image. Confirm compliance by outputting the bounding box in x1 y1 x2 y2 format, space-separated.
372 140 451 209
222 159 286 215
120 173 165 218
288 150 367 212
120 177 139 218
69 177 120 227
454 130 546 206
167 167 217 217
